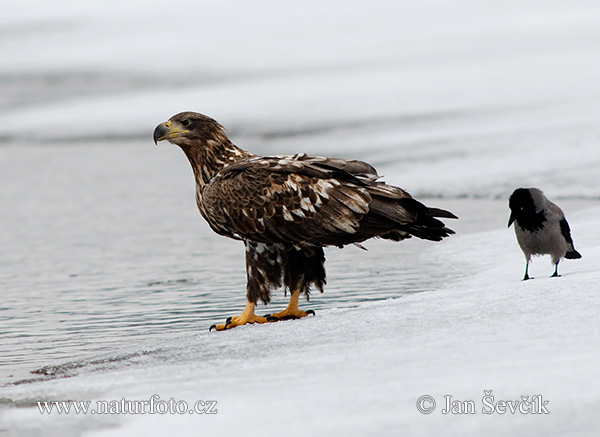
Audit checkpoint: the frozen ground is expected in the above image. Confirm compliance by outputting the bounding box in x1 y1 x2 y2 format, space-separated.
1 205 598 437
1 0 600 435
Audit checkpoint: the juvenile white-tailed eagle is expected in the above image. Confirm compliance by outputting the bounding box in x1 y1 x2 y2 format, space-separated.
153 112 457 331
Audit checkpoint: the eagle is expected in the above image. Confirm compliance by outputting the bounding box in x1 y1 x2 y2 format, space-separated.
153 112 457 331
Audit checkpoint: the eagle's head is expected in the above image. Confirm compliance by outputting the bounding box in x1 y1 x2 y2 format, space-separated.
153 111 228 149
154 111 252 186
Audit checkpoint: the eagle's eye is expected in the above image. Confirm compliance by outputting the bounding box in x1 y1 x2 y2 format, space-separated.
181 119 190 127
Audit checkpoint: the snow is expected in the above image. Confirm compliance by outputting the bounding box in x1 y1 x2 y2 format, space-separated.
2 0 600 435
1 206 598 436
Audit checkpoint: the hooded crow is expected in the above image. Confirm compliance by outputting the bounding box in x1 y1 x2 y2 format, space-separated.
508 188 581 280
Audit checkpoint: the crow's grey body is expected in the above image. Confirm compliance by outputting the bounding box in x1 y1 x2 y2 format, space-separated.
508 188 581 280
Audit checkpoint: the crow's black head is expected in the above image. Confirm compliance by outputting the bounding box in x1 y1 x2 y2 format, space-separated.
508 188 546 231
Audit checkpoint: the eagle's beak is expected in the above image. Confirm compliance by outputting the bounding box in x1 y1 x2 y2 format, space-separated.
153 122 171 145
153 121 188 145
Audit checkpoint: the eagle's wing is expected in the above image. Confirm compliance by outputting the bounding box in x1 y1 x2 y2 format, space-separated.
201 154 453 246
201 155 377 246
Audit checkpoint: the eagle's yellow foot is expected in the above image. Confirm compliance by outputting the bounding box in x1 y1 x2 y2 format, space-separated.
263 288 315 321
209 301 267 331
265 308 315 321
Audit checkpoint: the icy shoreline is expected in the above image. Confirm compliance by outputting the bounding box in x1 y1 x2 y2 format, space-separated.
2 206 598 437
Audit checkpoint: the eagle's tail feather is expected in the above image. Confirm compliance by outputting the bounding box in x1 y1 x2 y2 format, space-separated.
367 196 456 242
426 207 459 219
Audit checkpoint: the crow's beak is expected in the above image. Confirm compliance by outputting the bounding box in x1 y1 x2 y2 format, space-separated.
508 211 517 228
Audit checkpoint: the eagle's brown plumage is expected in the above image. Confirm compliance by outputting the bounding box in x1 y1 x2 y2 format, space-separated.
153 111 457 330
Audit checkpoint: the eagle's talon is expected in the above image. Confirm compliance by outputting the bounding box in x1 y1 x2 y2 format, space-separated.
266 316 279 322
209 322 230 331
209 302 269 331
267 308 314 321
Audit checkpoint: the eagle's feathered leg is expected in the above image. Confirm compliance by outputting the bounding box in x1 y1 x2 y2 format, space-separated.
209 241 283 331
266 287 316 321
209 301 268 331
265 246 324 321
